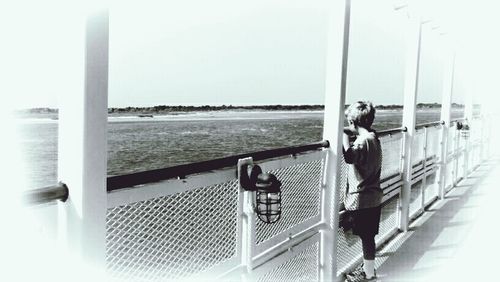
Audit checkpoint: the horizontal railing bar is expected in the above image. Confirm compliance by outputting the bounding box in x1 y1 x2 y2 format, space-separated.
381 171 403 183
381 173 402 189
340 179 404 224
411 159 437 180
424 195 439 210
378 127 407 137
382 184 403 203
411 167 438 185
339 185 403 228
107 166 237 207
23 182 69 205
412 155 436 168
383 180 404 195
410 207 424 221
252 222 324 269
254 216 323 257
415 120 444 130
107 140 329 191
450 117 466 124
411 167 435 183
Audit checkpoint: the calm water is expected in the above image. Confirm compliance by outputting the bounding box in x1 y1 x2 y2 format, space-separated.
17 109 464 188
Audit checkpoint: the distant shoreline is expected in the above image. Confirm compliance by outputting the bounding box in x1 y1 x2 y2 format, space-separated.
18 103 464 115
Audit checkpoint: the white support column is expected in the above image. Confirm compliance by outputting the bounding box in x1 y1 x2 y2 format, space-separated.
57 9 109 274
320 0 351 281
399 17 422 232
438 50 454 199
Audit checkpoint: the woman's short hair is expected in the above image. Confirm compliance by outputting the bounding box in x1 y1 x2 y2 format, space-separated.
345 101 376 128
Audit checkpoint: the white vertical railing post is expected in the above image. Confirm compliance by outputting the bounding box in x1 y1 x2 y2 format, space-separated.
463 92 474 177
479 112 486 161
320 0 350 280
482 118 488 158
399 17 422 232
438 50 454 199
453 127 460 185
420 127 428 212
57 8 109 275
485 118 491 158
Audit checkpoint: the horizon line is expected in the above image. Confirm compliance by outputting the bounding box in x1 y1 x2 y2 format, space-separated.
18 102 467 111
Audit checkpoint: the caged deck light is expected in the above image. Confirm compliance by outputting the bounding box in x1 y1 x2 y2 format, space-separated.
240 164 282 224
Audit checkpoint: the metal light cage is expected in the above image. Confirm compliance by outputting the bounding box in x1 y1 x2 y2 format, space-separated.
255 187 282 224
240 164 283 224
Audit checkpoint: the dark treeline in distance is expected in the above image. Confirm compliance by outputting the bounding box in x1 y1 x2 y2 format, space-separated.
20 103 464 115
375 103 464 110
108 104 324 114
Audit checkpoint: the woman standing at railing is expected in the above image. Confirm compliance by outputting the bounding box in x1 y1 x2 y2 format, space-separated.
342 101 383 282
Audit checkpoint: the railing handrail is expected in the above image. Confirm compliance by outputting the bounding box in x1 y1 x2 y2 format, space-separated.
450 117 466 124
107 140 330 191
415 120 444 130
378 126 407 136
23 182 69 205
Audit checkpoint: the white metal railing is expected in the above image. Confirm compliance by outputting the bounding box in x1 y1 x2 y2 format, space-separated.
99 118 486 281
106 167 240 281
22 116 486 281
238 151 326 281
105 143 329 281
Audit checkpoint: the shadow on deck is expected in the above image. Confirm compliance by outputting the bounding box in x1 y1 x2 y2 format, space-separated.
371 158 499 281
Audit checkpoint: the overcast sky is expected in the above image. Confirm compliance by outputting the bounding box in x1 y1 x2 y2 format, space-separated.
5 0 499 109
108 0 447 107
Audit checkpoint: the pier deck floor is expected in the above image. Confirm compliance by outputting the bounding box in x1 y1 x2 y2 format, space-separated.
372 158 499 281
